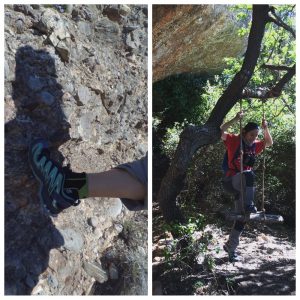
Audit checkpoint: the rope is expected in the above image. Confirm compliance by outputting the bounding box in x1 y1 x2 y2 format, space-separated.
261 101 266 217
239 99 245 215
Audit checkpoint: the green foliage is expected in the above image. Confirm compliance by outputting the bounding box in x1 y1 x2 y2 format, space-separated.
153 76 222 157
204 255 216 271
161 121 185 158
225 276 236 294
257 127 295 224
153 73 211 126
169 214 206 236
230 5 251 37
162 215 215 270
153 73 215 155
228 5 296 95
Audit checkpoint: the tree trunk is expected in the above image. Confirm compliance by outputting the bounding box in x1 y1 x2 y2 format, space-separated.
158 5 270 223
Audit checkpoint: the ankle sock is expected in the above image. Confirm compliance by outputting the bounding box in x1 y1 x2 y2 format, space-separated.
64 170 88 199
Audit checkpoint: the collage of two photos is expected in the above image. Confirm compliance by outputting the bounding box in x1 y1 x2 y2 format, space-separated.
4 3 148 296
4 3 296 296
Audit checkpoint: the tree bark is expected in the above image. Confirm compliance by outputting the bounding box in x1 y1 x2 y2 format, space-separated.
158 5 271 223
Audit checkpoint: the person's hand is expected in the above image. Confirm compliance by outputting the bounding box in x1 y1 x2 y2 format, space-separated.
235 111 244 121
262 118 268 129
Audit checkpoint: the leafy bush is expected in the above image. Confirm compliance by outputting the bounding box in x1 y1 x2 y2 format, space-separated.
162 215 215 271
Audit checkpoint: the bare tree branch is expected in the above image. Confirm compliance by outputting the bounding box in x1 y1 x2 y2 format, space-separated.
241 64 295 99
269 64 296 96
267 8 295 38
261 64 294 71
242 87 270 99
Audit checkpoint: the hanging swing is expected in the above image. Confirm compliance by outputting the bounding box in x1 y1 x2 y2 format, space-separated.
225 99 284 224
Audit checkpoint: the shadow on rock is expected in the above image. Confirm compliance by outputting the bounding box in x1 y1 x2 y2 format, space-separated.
5 45 70 294
5 218 64 294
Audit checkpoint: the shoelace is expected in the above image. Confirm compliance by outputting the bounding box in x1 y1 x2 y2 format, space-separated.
32 143 64 196
40 157 64 196
40 158 81 206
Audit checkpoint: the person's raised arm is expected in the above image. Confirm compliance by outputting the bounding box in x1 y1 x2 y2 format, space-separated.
220 112 243 141
262 119 273 147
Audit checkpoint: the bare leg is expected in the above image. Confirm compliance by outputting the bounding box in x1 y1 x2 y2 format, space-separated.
87 169 146 201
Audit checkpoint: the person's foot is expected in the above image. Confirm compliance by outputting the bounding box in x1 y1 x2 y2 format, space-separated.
223 244 241 263
245 204 257 214
28 139 80 215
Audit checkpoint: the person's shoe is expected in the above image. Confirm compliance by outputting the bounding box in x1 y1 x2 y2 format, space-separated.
245 204 257 214
28 139 80 215
223 244 241 263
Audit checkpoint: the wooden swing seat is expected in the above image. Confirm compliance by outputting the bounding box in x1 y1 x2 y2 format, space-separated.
225 210 284 223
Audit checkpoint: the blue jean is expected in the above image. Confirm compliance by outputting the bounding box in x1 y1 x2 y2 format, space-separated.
116 153 148 211
225 170 255 251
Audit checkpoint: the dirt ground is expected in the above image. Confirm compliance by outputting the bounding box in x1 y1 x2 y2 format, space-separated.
153 219 295 295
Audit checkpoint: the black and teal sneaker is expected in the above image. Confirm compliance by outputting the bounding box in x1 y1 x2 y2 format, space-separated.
223 244 241 263
245 204 257 214
29 139 81 215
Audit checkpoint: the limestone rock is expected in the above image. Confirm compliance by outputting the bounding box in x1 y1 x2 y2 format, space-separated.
36 8 62 34
60 228 84 253
83 261 108 283
153 5 247 82
103 5 131 23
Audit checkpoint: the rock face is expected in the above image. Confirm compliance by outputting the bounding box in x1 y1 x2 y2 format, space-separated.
153 5 247 82
5 4 147 295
